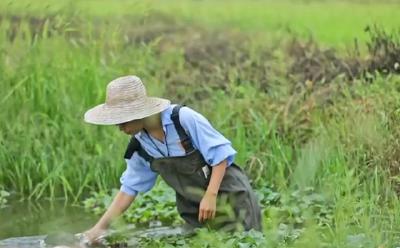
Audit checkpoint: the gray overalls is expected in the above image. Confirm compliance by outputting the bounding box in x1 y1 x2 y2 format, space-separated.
124 105 262 231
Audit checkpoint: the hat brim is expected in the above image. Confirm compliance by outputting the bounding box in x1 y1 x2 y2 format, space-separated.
84 97 171 125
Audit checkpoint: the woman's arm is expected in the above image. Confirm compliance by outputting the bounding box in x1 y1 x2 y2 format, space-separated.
198 159 228 222
84 191 135 243
177 107 236 223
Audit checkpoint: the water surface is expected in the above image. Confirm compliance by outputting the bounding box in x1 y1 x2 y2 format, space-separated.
0 199 97 240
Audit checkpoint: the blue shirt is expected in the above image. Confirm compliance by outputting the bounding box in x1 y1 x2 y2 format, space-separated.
120 104 237 196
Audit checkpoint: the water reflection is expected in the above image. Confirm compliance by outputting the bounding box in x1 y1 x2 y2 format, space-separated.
0 199 96 239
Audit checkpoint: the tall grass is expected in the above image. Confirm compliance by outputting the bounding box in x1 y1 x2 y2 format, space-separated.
0 20 171 201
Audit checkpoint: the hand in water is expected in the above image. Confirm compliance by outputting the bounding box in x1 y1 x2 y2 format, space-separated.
78 226 107 246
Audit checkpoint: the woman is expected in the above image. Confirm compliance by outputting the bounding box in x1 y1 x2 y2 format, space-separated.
83 75 262 243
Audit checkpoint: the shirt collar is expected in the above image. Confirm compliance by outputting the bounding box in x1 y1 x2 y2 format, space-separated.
160 104 174 126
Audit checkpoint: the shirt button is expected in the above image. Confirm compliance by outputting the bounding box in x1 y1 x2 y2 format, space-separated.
208 159 213 165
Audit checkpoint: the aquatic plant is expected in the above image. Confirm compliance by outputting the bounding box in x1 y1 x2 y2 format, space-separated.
83 181 181 225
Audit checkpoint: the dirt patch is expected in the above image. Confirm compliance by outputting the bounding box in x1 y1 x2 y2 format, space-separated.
0 12 186 44
161 25 400 104
364 25 400 75
164 30 274 102
120 12 189 46
287 39 354 83
0 14 78 42
287 25 400 87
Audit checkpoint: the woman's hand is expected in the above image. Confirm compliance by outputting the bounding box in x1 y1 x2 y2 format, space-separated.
81 226 107 245
198 160 227 223
79 191 135 245
198 191 217 222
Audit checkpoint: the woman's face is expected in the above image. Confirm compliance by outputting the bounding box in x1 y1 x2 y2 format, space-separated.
117 119 143 135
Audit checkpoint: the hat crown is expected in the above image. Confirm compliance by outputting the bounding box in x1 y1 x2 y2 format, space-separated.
84 75 170 125
106 76 146 106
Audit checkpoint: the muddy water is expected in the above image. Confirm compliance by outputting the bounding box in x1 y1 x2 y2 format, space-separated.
0 199 97 240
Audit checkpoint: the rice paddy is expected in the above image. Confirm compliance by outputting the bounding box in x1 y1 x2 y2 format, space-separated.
1 0 400 247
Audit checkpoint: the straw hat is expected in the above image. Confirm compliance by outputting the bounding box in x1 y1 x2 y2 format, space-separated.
84 75 170 125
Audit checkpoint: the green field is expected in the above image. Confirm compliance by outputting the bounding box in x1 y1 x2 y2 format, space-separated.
3 0 400 46
1 0 400 247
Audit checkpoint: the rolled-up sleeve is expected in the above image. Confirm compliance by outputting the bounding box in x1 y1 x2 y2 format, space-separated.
120 152 158 196
179 107 237 166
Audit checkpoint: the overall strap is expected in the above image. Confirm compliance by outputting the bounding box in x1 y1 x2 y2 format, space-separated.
171 105 195 154
124 136 154 163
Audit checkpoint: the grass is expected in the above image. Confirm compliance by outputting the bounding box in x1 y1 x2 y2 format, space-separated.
1 0 400 247
157 0 400 46
2 0 400 47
